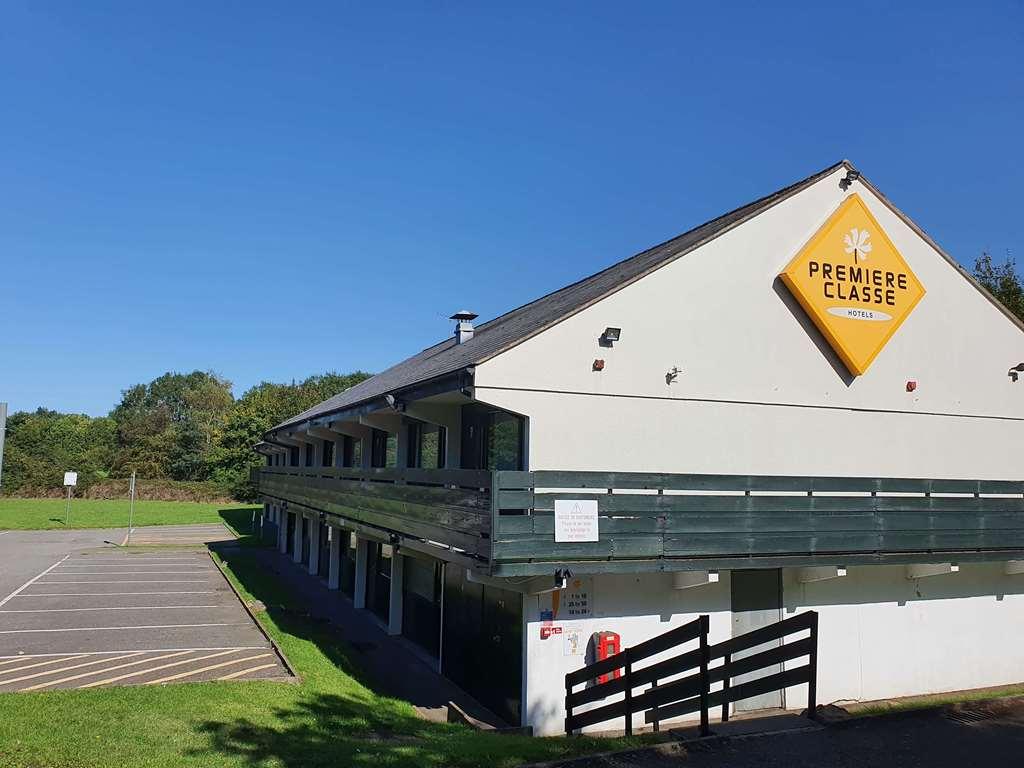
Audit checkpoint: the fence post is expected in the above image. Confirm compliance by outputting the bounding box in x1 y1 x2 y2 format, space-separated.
564 676 574 735
698 614 710 737
650 679 660 733
721 652 731 722
807 611 819 720
622 654 633 737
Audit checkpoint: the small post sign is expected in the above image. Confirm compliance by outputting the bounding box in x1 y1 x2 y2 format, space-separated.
63 471 77 527
554 500 599 543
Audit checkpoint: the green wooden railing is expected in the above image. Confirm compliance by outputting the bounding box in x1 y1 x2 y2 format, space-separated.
255 467 1024 576
490 471 1024 576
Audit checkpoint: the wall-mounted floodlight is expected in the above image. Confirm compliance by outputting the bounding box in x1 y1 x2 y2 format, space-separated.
599 327 622 346
1008 363 1024 382
839 168 861 191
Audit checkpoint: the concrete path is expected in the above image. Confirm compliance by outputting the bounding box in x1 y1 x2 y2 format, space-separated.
536 698 1024 767
0 528 291 690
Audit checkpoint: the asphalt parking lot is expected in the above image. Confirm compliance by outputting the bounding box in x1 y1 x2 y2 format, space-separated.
0 526 290 691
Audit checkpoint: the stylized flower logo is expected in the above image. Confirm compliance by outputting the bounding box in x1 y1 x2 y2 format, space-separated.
844 228 872 263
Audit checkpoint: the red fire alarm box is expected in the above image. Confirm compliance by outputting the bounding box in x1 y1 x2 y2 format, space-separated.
593 631 621 684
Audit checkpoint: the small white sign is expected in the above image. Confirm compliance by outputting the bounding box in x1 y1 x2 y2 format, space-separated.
63 472 78 487
563 628 585 657
554 499 599 543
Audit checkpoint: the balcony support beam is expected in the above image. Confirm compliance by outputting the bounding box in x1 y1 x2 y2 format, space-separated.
292 513 304 564
353 536 369 610
388 553 404 636
308 517 321 576
328 524 342 590
905 563 959 580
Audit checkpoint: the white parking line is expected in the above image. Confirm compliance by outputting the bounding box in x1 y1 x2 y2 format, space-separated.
0 652 144 686
0 556 69 609
15 592 219 597
217 663 278 681
37 580 211 584
0 646 268 659
0 655 88 674
23 650 195 691
56 573 214 577
79 649 243 688
143 653 272 685
0 623 248 634
0 606 220 613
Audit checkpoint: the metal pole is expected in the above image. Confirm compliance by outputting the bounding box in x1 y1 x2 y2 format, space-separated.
128 471 136 533
0 402 7 491
65 485 72 527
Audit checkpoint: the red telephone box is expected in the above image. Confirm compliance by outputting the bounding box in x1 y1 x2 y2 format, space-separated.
593 631 621 684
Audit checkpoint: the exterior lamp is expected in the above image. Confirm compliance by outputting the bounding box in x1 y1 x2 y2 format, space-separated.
1008 363 1024 382
599 327 622 346
839 168 861 191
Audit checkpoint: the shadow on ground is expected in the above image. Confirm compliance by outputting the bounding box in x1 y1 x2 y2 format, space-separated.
187 545 610 768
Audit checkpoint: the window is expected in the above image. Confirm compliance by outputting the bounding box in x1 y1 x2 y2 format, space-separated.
266 454 272 467
304 443 314 467
460 404 525 471
371 429 397 468
289 446 300 467
407 421 447 469
322 440 334 468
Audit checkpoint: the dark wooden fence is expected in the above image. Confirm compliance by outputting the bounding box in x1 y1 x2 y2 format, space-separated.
493 470 1024 575
256 466 493 564
564 611 818 736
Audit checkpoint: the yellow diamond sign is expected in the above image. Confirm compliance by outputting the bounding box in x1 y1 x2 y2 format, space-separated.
780 193 925 375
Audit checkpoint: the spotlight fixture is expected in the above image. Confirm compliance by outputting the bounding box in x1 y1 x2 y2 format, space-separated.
599 327 622 346
1009 363 1024 382
554 568 573 590
839 168 861 191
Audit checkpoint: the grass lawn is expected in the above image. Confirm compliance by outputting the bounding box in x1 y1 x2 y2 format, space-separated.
0 535 636 768
0 497 256 531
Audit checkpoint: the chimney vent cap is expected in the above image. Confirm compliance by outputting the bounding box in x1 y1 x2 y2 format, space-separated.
450 310 478 321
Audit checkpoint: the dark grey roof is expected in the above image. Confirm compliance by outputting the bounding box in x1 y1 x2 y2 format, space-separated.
271 160 851 434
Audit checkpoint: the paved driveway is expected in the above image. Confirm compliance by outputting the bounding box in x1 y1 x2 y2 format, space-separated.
544 698 1024 768
0 527 291 691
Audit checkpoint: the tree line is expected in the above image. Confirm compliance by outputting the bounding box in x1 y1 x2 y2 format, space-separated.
1 370 370 499
2 254 1021 502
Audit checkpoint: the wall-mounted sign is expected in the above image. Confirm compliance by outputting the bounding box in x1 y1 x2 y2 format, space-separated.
561 577 593 618
554 499 599 542
563 628 585 656
780 193 925 375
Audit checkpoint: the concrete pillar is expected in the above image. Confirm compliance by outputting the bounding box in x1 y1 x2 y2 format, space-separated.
328 525 342 590
396 418 410 469
308 518 321 576
278 509 288 554
360 434 373 469
353 536 369 609
292 514 303 564
388 553 404 636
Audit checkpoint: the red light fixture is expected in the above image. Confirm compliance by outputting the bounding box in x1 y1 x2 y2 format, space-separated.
593 359 605 371
906 380 917 392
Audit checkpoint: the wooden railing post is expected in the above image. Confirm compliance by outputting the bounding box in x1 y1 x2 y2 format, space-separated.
721 652 731 723
622 654 633 737
650 679 660 733
698 614 710 737
564 677 574 735
807 611 819 720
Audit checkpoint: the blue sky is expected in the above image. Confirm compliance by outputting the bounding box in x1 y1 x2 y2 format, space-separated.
1 1 1021 416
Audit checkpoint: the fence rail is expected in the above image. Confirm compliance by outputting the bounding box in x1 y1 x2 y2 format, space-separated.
255 466 1024 575
564 611 818 736
493 471 1024 575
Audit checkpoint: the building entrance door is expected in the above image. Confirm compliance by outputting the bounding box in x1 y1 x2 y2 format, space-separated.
730 568 783 712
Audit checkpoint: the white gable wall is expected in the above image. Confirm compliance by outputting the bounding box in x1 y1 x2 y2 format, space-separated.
474 167 1024 478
